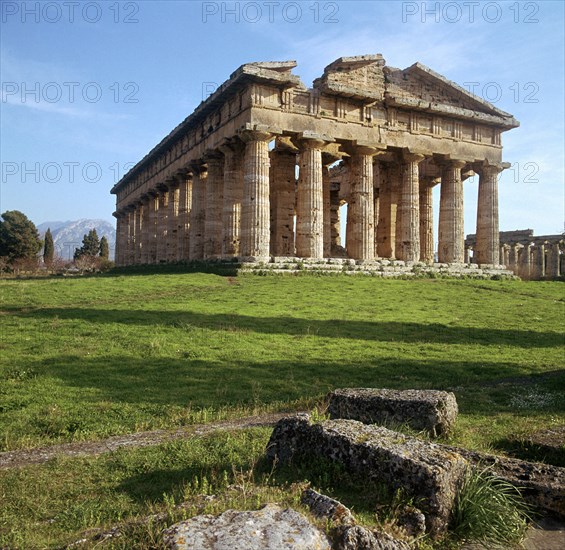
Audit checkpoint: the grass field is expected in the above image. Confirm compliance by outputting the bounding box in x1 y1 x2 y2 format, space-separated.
1 271 564 547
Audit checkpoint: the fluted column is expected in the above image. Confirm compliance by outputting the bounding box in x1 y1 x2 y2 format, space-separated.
147 192 159 264
398 152 425 262
156 188 169 263
373 161 383 259
347 145 379 260
240 130 272 260
377 163 399 259
419 177 435 263
220 140 245 258
296 138 325 259
177 172 191 261
166 181 179 262
330 188 341 254
113 212 123 266
532 244 545 279
139 197 150 264
323 163 332 257
475 163 502 266
134 202 143 264
203 153 224 259
438 159 466 263
127 207 136 265
188 164 207 260
546 243 561 278
518 244 531 279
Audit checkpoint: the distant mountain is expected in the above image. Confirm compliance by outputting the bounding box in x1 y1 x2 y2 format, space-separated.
37 219 116 260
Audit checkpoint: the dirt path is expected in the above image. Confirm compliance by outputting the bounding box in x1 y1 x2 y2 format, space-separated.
0 412 292 470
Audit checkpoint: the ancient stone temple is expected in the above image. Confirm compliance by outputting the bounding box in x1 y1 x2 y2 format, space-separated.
111 55 519 268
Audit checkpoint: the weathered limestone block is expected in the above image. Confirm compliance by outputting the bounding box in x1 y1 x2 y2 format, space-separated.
266 414 468 537
301 488 355 526
442 445 565 519
162 504 331 549
327 388 458 437
334 525 411 550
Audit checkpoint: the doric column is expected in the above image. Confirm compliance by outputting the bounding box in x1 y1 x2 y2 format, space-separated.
373 161 383 259
518 244 531 279
419 177 435 263
377 163 399 259
220 140 245 258
475 162 502 265
139 197 150 264
330 187 341 254
134 202 144 264
113 212 123 266
126 207 136 266
203 152 224 259
188 164 207 260
438 159 467 263
296 138 325 259
397 152 425 262
146 192 159 264
347 145 380 260
166 180 179 262
269 148 297 257
532 244 545 279
322 162 332 258
240 130 272 260
546 242 561 278
156 187 169 263
176 172 191 261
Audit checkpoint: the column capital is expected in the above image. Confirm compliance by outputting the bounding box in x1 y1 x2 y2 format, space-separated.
474 160 504 177
239 128 274 143
343 141 385 157
218 137 245 156
401 151 426 164
436 157 468 170
203 149 224 163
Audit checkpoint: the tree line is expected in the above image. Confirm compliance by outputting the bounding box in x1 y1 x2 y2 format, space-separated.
0 210 111 272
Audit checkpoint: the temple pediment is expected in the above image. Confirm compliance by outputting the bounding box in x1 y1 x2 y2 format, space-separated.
384 63 519 128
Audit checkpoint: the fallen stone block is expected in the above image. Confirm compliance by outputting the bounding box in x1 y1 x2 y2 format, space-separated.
162 503 331 549
266 414 467 537
443 445 565 519
334 525 411 550
327 388 458 437
301 488 355 526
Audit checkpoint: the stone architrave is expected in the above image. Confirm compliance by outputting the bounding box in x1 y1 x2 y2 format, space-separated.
398 152 425 262
475 162 502 265
240 130 273 260
219 140 245 257
188 164 207 260
347 145 380 261
204 152 224 259
419 177 435 263
296 137 326 259
438 159 466 263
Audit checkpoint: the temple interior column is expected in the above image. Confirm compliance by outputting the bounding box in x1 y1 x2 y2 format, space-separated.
167 181 179 262
188 164 207 260
347 145 379 260
398 152 425 262
240 130 272 260
438 159 466 263
269 145 296 257
296 138 325 259
220 140 245 258
475 163 502 265
419 177 435 263
176 172 191 261
204 153 224 259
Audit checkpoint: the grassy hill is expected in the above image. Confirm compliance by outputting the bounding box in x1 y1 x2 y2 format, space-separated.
1 272 563 547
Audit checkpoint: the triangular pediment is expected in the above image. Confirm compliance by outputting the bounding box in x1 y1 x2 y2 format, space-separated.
384 63 515 120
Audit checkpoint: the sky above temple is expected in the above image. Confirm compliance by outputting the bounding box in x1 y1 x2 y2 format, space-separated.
1 0 563 237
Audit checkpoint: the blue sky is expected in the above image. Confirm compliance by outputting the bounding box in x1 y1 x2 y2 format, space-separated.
1 0 563 237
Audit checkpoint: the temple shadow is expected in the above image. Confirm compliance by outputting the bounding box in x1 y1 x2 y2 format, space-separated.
8 307 564 348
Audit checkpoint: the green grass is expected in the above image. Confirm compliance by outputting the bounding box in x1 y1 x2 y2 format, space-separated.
0 272 563 547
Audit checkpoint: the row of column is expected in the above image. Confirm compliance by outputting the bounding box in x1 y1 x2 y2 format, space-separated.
498 242 562 279
115 136 503 267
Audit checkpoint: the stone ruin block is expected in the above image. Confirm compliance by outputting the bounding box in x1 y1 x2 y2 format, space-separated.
327 388 458 437
266 414 468 537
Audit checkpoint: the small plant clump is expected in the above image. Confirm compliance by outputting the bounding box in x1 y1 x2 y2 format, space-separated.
450 466 531 547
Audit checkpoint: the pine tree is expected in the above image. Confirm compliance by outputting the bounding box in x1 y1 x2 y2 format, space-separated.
43 228 55 265
0 210 42 262
74 229 100 260
99 236 109 259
